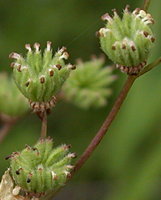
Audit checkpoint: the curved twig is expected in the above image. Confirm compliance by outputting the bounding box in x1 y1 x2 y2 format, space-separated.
73 75 136 172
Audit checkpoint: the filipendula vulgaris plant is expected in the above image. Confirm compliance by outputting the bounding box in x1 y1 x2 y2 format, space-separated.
7 137 76 198
9 41 76 114
0 73 29 118
98 6 155 75
6 42 76 199
62 56 116 109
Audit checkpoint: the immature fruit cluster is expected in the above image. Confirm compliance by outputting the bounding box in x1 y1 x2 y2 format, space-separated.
0 73 28 117
9 42 75 112
63 57 116 109
9 138 75 197
98 6 155 74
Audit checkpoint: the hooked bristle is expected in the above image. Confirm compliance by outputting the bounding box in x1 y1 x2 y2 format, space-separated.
25 44 32 52
47 41 52 51
34 43 40 52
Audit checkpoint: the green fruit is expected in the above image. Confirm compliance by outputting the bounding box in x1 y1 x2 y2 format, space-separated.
63 57 116 109
98 6 155 74
9 42 75 112
9 138 75 196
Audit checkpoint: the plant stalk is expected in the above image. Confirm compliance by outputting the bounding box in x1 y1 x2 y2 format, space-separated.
143 0 151 11
41 111 47 139
0 122 14 143
73 75 136 172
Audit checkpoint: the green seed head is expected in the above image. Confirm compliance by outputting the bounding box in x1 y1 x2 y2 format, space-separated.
62 57 116 109
0 73 29 117
98 6 155 74
9 42 75 112
9 138 75 196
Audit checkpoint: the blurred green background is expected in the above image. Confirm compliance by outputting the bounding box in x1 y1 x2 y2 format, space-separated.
0 0 161 199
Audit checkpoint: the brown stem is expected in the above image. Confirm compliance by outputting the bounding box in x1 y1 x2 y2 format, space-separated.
40 111 47 139
138 57 161 76
143 0 151 11
0 121 16 143
73 75 136 172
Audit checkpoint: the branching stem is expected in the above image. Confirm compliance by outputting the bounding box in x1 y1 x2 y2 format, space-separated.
73 56 161 173
0 115 18 144
143 0 151 11
73 75 136 172
0 122 14 143
138 57 161 76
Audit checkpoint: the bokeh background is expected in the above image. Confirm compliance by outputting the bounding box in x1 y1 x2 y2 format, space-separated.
0 0 161 199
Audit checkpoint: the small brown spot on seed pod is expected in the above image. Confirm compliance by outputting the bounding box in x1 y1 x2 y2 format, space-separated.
56 64 62 70
122 44 126 49
63 144 72 150
25 144 32 150
112 45 116 50
151 37 155 43
40 76 45 84
25 81 30 87
71 65 76 70
16 168 22 175
16 170 20 175
49 69 54 76
27 178 31 183
17 65 22 72
143 31 149 37
131 46 136 51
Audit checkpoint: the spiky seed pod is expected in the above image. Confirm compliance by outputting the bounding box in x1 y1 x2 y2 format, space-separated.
62 57 116 109
9 138 75 197
98 6 155 75
0 73 29 117
9 42 75 113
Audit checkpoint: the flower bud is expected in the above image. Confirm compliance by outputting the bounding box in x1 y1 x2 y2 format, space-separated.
63 57 116 109
98 6 155 74
9 42 75 112
9 138 75 197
